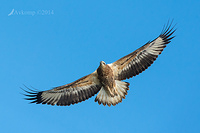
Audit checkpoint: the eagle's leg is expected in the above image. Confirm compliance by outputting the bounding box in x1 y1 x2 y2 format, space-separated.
113 88 118 96
95 80 130 106
105 86 118 97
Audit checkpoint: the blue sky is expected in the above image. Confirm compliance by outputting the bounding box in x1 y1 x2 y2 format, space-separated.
0 0 200 133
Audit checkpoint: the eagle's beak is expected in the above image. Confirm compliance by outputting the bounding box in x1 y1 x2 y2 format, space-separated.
100 61 106 66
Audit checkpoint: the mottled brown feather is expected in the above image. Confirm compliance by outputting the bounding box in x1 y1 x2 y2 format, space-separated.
109 23 176 80
24 71 102 106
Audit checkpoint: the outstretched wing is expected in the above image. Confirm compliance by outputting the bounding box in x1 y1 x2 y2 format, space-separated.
109 22 176 80
23 71 102 106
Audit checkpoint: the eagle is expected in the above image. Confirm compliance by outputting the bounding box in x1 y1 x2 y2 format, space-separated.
23 21 176 107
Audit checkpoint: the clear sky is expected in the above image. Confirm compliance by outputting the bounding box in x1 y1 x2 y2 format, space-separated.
0 0 200 133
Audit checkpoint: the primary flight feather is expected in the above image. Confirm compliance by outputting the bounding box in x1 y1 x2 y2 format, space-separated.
23 21 176 106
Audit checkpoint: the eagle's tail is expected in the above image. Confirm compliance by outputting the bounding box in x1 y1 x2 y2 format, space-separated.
95 80 130 106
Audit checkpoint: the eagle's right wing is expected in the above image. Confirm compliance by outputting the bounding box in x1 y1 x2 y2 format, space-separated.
23 71 102 106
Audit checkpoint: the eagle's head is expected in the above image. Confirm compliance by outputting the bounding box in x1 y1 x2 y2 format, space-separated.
100 61 106 66
97 61 110 76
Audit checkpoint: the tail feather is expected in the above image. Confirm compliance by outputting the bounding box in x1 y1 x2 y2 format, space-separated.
95 80 130 106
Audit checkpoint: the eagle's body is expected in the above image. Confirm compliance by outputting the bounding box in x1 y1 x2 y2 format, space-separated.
97 61 116 97
95 61 130 106
23 21 176 106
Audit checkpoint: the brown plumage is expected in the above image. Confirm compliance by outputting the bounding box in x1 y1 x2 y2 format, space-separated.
97 61 116 97
23 21 176 107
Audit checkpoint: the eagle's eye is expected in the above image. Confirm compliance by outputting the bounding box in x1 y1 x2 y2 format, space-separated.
100 61 106 65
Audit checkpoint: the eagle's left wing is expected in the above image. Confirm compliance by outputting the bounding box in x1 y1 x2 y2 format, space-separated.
109 22 176 80
23 71 102 106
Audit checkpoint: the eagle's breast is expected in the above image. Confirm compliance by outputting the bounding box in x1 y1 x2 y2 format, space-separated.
97 63 115 88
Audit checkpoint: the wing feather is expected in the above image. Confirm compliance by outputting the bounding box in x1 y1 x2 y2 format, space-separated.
109 22 176 80
23 71 102 106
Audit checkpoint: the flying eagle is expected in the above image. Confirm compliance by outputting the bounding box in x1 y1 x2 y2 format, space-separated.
23 21 176 107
